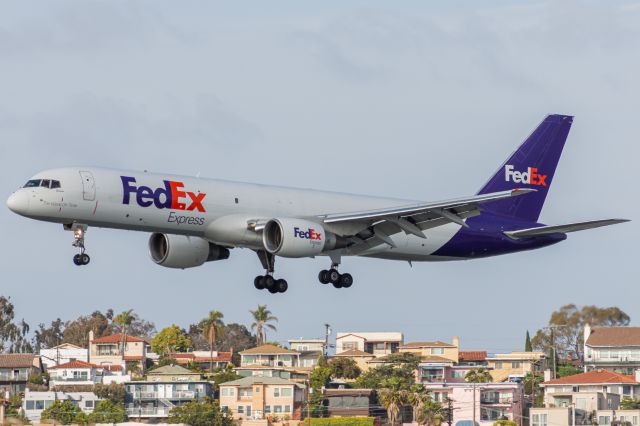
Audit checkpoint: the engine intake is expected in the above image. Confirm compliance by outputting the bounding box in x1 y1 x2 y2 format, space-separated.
149 233 230 269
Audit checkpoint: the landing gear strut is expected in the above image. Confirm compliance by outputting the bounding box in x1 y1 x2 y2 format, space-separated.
254 250 288 293
70 225 90 266
318 262 353 289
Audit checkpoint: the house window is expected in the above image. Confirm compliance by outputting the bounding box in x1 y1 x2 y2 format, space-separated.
265 406 271 414
494 362 503 369
431 348 444 355
284 405 291 412
255 387 260 393
511 362 521 369
532 414 548 426
85 400 94 408
452 370 465 379
221 388 233 397
221 406 229 413
36 400 45 410
598 416 611 425
274 405 283 413
239 388 252 397
281 388 292 397
237 406 244 414
26 401 34 410
342 341 358 351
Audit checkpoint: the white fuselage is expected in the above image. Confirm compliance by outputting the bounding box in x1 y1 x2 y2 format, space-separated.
7 167 462 261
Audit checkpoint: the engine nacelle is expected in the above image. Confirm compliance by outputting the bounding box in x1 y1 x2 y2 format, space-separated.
263 218 332 258
149 233 230 269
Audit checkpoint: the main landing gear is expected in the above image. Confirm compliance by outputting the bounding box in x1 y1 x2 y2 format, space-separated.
318 263 353 289
70 224 90 266
254 250 288 294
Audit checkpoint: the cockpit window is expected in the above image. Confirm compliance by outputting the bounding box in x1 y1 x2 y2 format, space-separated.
51 180 61 189
41 179 51 188
23 179 41 188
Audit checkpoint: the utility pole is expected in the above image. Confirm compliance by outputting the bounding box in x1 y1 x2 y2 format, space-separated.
324 324 331 357
446 397 453 426
473 384 477 426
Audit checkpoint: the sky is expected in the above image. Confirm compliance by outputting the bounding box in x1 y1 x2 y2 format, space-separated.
0 0 638 354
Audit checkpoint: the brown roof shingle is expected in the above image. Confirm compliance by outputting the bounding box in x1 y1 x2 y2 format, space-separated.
0 354 37 368
543 370 637 386
459 351 488 362
586 327 640 347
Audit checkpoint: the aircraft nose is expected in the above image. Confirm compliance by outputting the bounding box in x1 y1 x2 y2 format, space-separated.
6 191 29 215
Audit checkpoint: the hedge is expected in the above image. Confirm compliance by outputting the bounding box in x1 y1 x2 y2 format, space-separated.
305 418 375 426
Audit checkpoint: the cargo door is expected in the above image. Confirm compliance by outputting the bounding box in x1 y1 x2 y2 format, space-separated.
79 170 96 201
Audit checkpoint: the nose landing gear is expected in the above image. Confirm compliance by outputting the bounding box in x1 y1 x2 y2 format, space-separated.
69 224 90 266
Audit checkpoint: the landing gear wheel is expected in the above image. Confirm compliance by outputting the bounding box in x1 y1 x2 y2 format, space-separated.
73 254 82 266
328 269 341 284
340 273 353 288
268 286 279 294
264 275 275 290
275 279 288 293
332 280 343 289
80 253 90 265
318 270 330 284
254 276 266 290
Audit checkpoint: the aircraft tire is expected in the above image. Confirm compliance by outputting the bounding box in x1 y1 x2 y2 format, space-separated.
264 275 275 290
81 254 90 265
276 279 288 293
73 254 82 266
340 273 353 288
328 269 341 284
318 270 330 284
254 276 266 290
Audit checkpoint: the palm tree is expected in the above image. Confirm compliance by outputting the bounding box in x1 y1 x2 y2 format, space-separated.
113 309 135 356
465 367 493 383
249 305 278 346
199 310 225 372
379 388 408 426
417 397 445 426
408 385 431 424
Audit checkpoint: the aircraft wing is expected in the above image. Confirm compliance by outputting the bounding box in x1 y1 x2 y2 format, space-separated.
316 188 536 250
504 218 630 239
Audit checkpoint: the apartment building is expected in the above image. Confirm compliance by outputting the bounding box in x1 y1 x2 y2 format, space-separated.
530 370 640 425
219 376 305 421
400 337 460 362
0 354 43 396
48 360 128 388
288 338 326 368
88 332 148 373
124 365 213 418
584 324 640 375
173 351 232 370
39 343 88 369
22 389 101 424
336 332 404 358
486 351 546 382
423 381 525 425
240 344 301 368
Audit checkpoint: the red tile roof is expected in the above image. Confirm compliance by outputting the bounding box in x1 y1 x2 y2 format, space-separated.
586 327 640 347
123 356 144 361
0 354 38 368
102 364 124 371
459 351 488 362
543 370 638 386
49 360 98 370
91 333 146 344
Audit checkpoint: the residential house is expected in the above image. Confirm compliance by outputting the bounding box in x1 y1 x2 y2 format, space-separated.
219 376 305 421
237 345 310 383
288 338 326 368
321 388 382 418
400 337 460 362
89 331 148 373
39 343 88 370
48 360 128 388
530 370 640 426
486 351 546 382
124 365 213 419
423 381 525 425
173 351 232 370
22 389 101 424
459 351 489 367
584 324 640 375
336 332 403 358
0 354 43 396
332 350 376 373
399 337 464 384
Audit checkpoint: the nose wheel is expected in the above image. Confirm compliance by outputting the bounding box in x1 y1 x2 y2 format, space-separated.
254 250 288 293
319 264 353 289
70 225 90 266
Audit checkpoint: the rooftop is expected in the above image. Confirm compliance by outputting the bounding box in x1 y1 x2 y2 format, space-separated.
147 365 200 376
336 332 403 341
401 341 455 348
0 354 38 368
49 360 98 370
586 327 640 347
221 376 301 387
459 351 488 362
543 370 638 386
334 349 374 357
240 344 299 355
91 333 146 344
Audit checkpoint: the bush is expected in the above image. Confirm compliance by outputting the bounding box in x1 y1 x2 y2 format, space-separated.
88 400 127 423
494 421 517 426
93 383 126 404
40 400 82 425
304 418 375 426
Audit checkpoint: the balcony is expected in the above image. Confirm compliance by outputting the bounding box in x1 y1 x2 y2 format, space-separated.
481 396 513 405
0 372 29 382
421 376 445 383
126 406 172 417
129 390 199 400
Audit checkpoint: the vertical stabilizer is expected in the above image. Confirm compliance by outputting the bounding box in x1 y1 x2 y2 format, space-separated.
477 114 573 222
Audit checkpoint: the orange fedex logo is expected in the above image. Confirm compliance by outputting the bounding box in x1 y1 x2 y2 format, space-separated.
504 165 547 186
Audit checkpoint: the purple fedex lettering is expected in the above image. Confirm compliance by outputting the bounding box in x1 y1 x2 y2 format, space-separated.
121 176 171 209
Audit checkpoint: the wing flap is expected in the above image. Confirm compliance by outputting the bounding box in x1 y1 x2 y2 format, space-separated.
504 219 629 239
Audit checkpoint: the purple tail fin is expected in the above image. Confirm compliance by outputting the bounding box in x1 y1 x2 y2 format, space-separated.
477 114 573 222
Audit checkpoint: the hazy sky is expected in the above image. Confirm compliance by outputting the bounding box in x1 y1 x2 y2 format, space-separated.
1 0 637 353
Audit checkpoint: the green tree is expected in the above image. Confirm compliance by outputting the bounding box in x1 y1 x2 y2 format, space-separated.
465 368 493 383
152 325 193 357
93 383 126 404
87 400 127 423
168 397 233 426
113 309 135 356
249 305 278 346
0 296 31 353
620 397 640 410
209 365 241 389
416 396 444 426
531 304 630 361
525 330 533 352
494 421 517 426
40 399 82 425
557 363 582 378
63 310 112 348
33 319 65 351
328 357 362 380
199 310 225 371
355 353 419 390
379 388 409 426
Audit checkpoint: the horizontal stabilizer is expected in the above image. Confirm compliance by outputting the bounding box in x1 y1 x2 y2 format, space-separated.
505 219 629 239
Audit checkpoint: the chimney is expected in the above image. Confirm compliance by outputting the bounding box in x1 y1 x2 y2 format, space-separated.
584 324 592 345
452 336 460 348
89 330 94 344
544 369 552 382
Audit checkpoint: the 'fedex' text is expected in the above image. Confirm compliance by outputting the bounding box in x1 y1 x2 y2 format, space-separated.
121 176 206 212
504 165 547 186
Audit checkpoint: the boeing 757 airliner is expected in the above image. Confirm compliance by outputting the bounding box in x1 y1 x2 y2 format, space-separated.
6 115 628 293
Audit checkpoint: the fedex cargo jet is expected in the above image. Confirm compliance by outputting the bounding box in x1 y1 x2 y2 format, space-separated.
6 115 628 294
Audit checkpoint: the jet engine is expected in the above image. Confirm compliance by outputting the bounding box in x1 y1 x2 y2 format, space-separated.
262 218 348 258
148 233 230 269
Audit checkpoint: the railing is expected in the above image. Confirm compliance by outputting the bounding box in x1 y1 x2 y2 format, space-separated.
421 376 445 382
129 391 198 400
125 406 171 417
51 376 94 382
481 397 513 404
95 351 120 356
0 373 29 381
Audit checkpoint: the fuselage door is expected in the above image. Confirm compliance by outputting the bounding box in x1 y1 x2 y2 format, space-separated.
79 170 96 201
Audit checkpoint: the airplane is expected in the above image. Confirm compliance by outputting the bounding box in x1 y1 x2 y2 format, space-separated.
6 114 628 294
